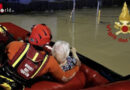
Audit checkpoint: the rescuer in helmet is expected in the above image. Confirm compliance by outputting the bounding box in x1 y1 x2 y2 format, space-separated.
1 24 80 89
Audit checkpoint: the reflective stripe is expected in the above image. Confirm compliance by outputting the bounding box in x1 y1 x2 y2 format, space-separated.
32 52 39 62
31 55 48 78
12 44 30 68
0 75 14 82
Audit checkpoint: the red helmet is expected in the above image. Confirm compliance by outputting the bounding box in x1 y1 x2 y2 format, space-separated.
29 24 51 46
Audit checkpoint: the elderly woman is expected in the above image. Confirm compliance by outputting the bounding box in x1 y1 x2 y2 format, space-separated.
52 40 81 71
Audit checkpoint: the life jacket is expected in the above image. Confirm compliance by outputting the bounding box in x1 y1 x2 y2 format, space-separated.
8 43 49 80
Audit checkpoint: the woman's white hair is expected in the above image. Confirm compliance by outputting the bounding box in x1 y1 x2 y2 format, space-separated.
52 40 70 61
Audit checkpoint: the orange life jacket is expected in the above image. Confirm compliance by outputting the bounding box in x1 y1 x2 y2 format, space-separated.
8 43 49 80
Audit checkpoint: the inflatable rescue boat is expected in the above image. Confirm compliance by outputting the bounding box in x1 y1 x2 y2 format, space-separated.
0 22 130 90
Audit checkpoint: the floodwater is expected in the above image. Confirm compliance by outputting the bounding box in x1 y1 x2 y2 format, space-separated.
0 7 130 76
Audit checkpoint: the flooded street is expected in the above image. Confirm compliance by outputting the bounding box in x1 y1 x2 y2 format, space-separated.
0 8 130 76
